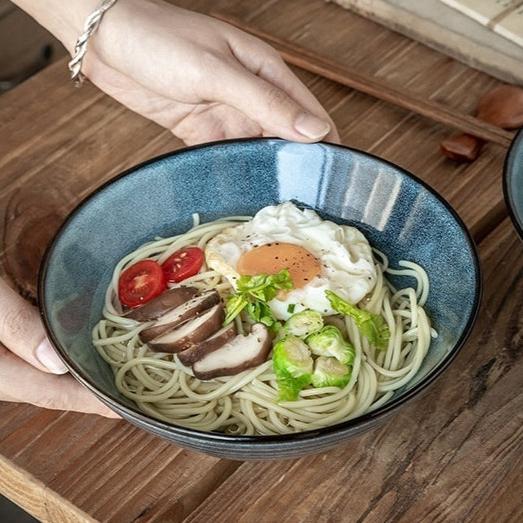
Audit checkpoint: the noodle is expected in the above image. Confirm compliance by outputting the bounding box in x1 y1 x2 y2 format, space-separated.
92 215 435 435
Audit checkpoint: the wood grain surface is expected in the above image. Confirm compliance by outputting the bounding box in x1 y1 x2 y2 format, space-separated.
0 1 521 521
212 12 514 147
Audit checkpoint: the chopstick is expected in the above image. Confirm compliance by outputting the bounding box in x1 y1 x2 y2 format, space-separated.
212 12 514 148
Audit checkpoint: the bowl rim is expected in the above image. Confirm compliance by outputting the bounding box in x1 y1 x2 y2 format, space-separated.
38 137 482 444
503 127 523 241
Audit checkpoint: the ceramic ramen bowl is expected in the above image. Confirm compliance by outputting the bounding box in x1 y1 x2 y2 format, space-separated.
504 128 523 241
39 138 481 460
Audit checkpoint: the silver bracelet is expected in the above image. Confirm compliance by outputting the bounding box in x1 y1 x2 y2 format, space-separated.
68 0 118 86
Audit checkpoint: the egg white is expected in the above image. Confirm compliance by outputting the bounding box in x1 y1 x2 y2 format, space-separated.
205 202 377 320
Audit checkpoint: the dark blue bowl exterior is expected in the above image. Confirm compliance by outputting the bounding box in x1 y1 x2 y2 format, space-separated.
504 128 523 240
40 138 481 459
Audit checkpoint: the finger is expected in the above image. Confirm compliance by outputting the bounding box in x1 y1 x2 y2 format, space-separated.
84 56 263 145
86 41 329 143
205 58 331 142
227 34 339 142
174 103 262 145
0 345 118 418
0 278 67 374
258 61 340 143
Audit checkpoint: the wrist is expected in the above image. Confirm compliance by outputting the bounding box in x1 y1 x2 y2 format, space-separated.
89 0 167 68
69 1 124 84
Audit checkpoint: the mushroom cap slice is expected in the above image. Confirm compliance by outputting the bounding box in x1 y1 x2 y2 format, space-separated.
125 286 198 322
148 303 224 353
192 324 272 380
140 290 220 343
177 323 237 367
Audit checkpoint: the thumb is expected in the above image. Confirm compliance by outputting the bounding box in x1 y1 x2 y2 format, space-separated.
211 63 331 142
0 346 118 418
0 278 68 374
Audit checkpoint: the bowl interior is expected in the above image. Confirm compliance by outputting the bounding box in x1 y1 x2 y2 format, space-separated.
504 129 523 240
40 139 480 431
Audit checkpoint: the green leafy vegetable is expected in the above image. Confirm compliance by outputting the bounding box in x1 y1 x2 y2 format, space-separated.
245 301 280 330
311 356 351 388
224 269 293 331
306 325 354 364
287 303 296 314
325 290 389 349
272 336 313 401
237 269 293 299
283 309 323 338
224 294 248 324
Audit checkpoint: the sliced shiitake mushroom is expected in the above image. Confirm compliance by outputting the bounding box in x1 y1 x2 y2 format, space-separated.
140 290 220 342
148 303 224 353
125 286 198 322
192 324 272 380
177 323 237 367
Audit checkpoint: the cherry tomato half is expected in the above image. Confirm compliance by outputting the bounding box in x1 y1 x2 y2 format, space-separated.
118 260 166 308
162 247 204 283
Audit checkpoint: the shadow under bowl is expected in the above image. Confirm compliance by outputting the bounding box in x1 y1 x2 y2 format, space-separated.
39 138 481 460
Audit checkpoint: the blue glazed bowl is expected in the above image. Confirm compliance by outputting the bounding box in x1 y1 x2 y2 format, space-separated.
504 128 523 240
39 138 481 460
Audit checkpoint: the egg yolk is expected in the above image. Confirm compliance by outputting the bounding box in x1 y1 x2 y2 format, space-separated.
237 243 321 289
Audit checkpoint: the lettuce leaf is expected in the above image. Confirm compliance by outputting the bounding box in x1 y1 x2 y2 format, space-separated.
325 290 389 350
224 269 293 331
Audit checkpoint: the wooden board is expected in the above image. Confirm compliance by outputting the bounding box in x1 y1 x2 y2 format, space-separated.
331 0 523 85
0 1 521 521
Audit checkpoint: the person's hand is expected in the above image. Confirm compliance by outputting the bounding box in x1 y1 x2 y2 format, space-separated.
0 278 117 417
80 0 338 145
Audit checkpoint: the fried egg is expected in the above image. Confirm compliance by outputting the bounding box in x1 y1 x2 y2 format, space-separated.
205 202 377 320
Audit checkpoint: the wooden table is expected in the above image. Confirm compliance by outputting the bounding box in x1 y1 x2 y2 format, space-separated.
1 1 522 521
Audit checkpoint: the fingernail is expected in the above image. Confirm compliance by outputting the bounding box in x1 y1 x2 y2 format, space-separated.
35 339 68 374
294 113 331 140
